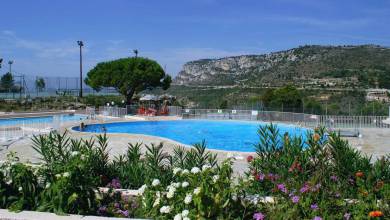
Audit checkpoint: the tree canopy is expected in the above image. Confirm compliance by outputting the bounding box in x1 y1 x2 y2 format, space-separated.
35 77 46 92
0 72 14 92
85 57 171 104
261 85 303 111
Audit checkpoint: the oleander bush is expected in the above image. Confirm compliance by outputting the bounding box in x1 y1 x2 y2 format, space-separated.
0 125 388 219
245 124 389 219
0 131 219 216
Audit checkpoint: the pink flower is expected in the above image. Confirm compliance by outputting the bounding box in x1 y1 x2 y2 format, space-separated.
300 183 310 193
330 175 338 181
343 213 351 220
258 173 265 181
253 212 265 220
266 173 279 182
107 178 121 189
277 183 288 194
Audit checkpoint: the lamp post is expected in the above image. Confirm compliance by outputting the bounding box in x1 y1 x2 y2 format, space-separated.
8 60 13 74
77 41 84 98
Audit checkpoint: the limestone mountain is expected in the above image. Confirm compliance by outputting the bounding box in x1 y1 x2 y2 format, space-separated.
174 45 390 89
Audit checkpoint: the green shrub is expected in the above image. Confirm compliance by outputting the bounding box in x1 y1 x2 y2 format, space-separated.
0 153 42 211
1 126 388 219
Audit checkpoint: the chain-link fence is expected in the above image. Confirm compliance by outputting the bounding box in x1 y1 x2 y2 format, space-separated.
0 75 118 99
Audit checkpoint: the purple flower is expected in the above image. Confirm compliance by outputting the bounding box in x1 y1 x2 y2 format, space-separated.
300 183 310 193
291 195 300 204
98 206 107 215
114 202 120 209
108 178 122 189
310 203 319 210
267 173 280 182
330 175 338 181
334 192 341 198
258 173 265 181
131 202 138 209
121 210 129 217
116 209 129 217
313 217 322 220
343 213 351 220
253 212 265 220
277 183 288 193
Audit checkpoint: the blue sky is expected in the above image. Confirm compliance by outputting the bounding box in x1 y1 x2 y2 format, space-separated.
0 0 389 77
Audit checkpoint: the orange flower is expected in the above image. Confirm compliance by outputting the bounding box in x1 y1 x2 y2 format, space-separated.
313 133 321 142
355 171 364 178
368 210 383 217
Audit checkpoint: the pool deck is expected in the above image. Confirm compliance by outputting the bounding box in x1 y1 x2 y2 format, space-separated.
1 116 389 177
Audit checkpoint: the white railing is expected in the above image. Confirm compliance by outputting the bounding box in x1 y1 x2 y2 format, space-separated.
182 109 390 129
318 115 389 129
86 107 97 120
98 106 127 118
0 119 56 145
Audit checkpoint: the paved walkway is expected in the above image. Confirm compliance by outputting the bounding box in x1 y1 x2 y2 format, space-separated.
345 128 390 159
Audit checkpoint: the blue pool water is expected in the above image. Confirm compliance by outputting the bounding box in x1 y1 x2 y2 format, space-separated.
74 120 310 152
0 114 87 126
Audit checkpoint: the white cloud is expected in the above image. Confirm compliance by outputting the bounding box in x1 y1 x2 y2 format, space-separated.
0 31 84 59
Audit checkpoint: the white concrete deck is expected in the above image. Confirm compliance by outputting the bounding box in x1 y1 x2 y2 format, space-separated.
0 209 146 220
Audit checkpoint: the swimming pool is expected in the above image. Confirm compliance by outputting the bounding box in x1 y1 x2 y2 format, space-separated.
0 114 87 126
74 120 310 152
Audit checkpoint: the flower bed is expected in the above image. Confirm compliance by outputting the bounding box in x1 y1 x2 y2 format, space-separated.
0 125 389 219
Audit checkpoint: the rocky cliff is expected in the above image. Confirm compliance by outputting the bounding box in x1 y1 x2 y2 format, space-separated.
174 45 390 88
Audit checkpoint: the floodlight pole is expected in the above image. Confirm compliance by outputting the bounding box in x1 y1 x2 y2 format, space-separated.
77 41 84 98
8 60 13 74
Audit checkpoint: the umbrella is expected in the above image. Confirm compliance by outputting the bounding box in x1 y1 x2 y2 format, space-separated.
140 94 159 101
